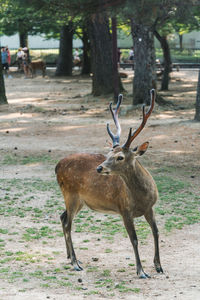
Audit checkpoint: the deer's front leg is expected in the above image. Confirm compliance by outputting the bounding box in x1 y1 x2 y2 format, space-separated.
145 208 163 274
122 212 150 279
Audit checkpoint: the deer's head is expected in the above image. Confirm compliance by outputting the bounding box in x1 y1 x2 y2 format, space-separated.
96 90 155 175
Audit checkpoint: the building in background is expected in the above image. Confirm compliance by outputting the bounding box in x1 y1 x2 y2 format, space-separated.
0 34 82 49
0 31 199 50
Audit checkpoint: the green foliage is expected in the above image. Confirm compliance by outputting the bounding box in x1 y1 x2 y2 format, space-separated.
156 49 200 63
0 0 66 39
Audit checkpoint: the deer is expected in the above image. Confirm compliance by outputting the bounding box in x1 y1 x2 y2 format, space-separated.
55 89 163 279
29 60 46 78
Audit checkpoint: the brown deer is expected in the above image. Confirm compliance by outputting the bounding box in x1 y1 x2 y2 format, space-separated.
55 89 163 278
29 60 46 78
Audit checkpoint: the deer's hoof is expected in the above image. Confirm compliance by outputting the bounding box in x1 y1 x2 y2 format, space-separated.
73 263 83 271
156 266 164 273
138 272 151 279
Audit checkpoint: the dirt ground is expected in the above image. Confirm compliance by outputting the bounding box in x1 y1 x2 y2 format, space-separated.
0 68 200 300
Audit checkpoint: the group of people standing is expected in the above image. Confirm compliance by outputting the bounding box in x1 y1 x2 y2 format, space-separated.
1 46 31 78
1 46 12 78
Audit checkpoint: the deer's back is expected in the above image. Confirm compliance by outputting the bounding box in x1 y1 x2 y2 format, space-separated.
30 60 45 70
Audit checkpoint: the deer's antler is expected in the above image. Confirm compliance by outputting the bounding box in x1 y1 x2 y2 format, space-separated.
122 89 155 150
107 94 122 148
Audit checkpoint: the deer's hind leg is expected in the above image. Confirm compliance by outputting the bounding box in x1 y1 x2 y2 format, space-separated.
144 208 163 274
60 194 83 271
60 211 70 259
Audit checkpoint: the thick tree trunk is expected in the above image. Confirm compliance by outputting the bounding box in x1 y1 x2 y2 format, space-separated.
0 54 8 105
81 24 91 75
131 22 156 105
19 32 28 48
89 13 114 96
55 23 73 76
194 69 200 121
154 31 172 91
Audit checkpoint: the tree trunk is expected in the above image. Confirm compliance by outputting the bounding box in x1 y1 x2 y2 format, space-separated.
154 31 172 91
81 23 91 75
194 69 200 121
0 53 8 105
19 32 28 48
89 13 114 96
55 23 73 76
179 34 183 51
112 17 120 103
131 21 156 105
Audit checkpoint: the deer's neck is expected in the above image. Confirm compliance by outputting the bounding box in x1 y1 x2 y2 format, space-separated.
120 159 152 194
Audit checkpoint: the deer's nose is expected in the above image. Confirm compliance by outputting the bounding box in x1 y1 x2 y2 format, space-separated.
96 165 103 173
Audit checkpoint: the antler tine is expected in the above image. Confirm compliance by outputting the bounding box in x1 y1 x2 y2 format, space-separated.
107 94 123 148
122 89 155 150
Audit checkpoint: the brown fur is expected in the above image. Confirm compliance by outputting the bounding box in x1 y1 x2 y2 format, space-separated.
29 60 46 77
56 153 127 215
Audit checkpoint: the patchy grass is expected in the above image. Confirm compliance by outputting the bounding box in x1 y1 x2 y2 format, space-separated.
0 160 199 297
115 282 140 293
0 178 63 221
153 171 200 232
2 153 55 165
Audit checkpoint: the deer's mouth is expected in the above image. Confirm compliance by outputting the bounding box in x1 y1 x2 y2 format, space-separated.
101 170 110 175
96 165 111 175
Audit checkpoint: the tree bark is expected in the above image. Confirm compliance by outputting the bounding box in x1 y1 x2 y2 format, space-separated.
131 21 156 105
112 17 120 103
81 23 91 75
89 13 114 96
154 31 172 91
179 34 183 51
194 69 200 121
55 23 73 76
19 31 28 48
0 53 8 105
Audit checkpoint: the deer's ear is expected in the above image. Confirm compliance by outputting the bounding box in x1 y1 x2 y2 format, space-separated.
134 142 149 156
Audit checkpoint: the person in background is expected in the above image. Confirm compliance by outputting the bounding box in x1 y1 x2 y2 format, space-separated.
73 48 81 68
22 47 31 78
16 47 24 71
129 47 134 61
6 46 11 66
117 48 122 63
1 46 12 78
74 48 80 62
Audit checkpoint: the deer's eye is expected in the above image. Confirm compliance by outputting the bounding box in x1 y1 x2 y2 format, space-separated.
116 156 124 161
